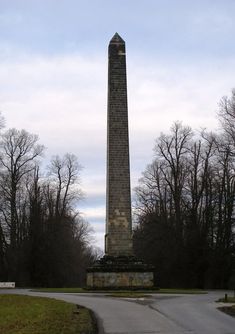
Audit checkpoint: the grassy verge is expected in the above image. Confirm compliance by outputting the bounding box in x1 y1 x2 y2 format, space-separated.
217 296 235 303
0 294 96 334
31 287 85 293
107 292 150 298
107 289 206 298
218 305 235 317
157 288 206 294
32 287 206 294
217 296 235 318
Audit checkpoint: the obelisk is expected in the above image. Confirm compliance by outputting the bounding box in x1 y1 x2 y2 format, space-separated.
105 33 133 257
86 34 154 288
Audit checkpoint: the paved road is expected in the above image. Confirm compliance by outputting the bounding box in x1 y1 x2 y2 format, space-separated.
1 289 235 334
150 291 235 334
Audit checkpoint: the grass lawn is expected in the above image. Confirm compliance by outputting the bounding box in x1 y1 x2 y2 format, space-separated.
157 288 206 294
217 296 235 303
218 305 235 317
0 294 96 334
106 289 206 298
107 292 150 298
32 287 206 294
217 296 235 317
31 287 85 293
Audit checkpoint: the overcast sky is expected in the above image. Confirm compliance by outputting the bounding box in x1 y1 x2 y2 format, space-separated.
1 0 235 250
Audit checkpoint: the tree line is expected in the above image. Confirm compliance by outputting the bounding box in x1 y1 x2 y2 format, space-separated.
133 90 235 289
0 119 96 287
2 90 235 289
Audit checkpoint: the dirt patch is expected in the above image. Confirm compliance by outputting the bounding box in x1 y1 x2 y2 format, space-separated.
218 306 235 317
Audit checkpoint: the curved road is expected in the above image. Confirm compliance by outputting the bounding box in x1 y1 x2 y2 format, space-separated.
1 289 235 333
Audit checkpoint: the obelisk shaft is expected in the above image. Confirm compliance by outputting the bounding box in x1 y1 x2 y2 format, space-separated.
105 33 133 257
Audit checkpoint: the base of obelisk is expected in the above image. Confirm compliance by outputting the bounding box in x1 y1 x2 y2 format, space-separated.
86 256 155 289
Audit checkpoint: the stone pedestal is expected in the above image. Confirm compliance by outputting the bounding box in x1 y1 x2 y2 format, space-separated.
87 256 154 289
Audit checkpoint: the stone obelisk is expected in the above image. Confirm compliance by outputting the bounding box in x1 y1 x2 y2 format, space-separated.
86 34 154 288
105 33 133 257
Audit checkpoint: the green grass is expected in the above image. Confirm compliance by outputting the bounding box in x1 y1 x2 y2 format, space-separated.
0 294 96 334
217 296 235 303
106 288 206 298
157 288 206 294
32 287 206 294
31 287 85 293
107 292 150 298
217 296 235 317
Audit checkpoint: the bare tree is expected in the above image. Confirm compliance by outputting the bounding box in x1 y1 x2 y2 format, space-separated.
134 120 235 288
0 129 44 248
155 121 193 237
0 112 5 130
47 153 83 218
0 129 44 282
219 90 235 148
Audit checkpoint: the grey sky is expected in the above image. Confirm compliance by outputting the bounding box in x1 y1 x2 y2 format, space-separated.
1 0 235 249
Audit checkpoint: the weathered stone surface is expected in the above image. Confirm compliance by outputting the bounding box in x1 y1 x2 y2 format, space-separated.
87 271 154 288
86 33 155 289
87 255 155 288
106 32 132 257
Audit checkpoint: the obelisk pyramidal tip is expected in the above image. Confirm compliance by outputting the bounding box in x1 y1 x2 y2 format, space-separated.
105 33 133 257
109 32 125 44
